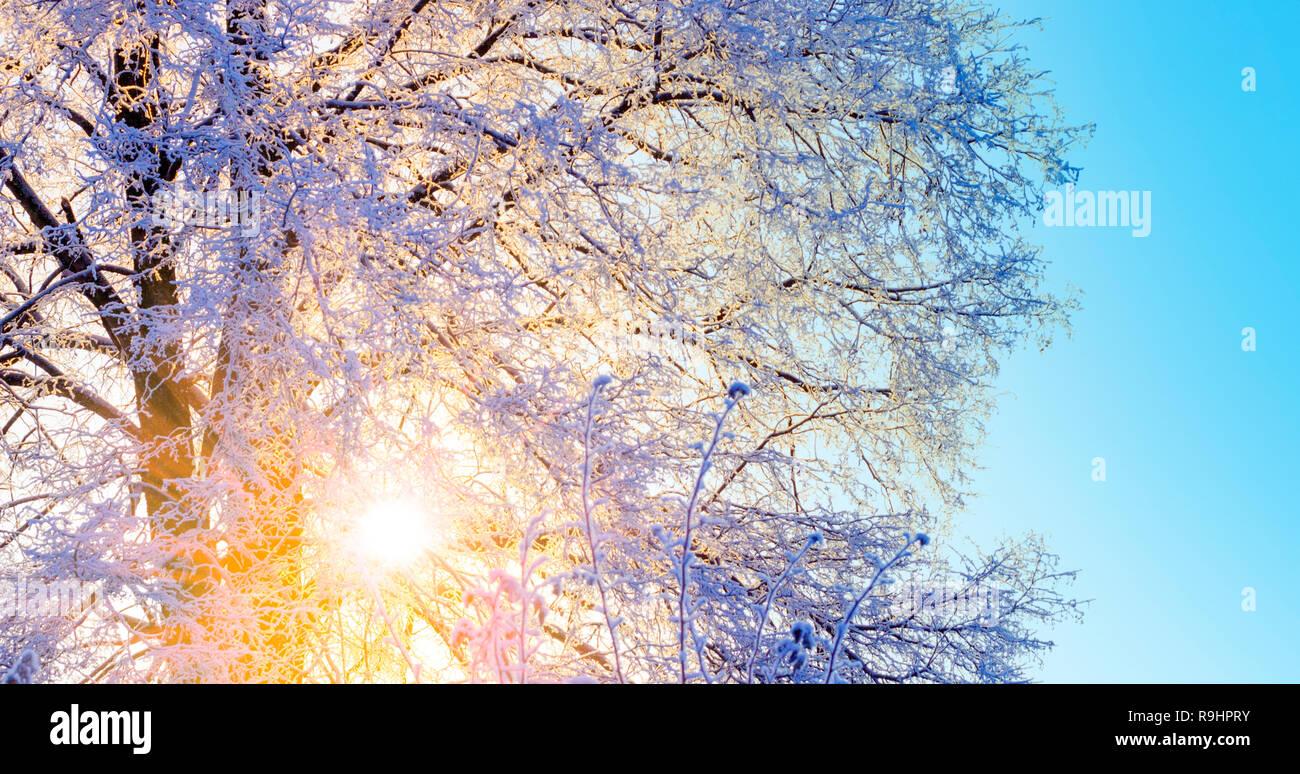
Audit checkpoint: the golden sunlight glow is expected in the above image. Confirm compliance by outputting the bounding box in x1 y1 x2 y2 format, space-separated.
355 497 436 567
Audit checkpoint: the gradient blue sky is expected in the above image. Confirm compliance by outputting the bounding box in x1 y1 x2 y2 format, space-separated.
954 0 1299 682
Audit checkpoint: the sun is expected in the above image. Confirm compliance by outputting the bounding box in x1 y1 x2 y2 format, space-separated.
355 497 436 567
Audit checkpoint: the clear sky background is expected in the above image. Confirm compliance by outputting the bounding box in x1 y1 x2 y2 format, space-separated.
954 0 1299 682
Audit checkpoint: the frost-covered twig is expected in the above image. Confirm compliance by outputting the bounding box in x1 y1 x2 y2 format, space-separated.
678 381 749 683
513 513 548 683
2 649 39 684
824 532 929 683
746 533 820 683
581 376 624 683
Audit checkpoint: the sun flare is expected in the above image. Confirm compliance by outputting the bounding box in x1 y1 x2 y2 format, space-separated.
355 497 435 567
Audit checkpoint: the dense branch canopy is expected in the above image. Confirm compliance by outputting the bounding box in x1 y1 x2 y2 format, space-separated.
0 0 1086 683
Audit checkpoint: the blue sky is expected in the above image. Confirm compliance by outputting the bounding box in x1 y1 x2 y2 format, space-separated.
955 0 1300 682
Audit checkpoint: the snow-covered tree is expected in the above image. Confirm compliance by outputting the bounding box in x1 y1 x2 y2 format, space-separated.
0 0 1086 683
